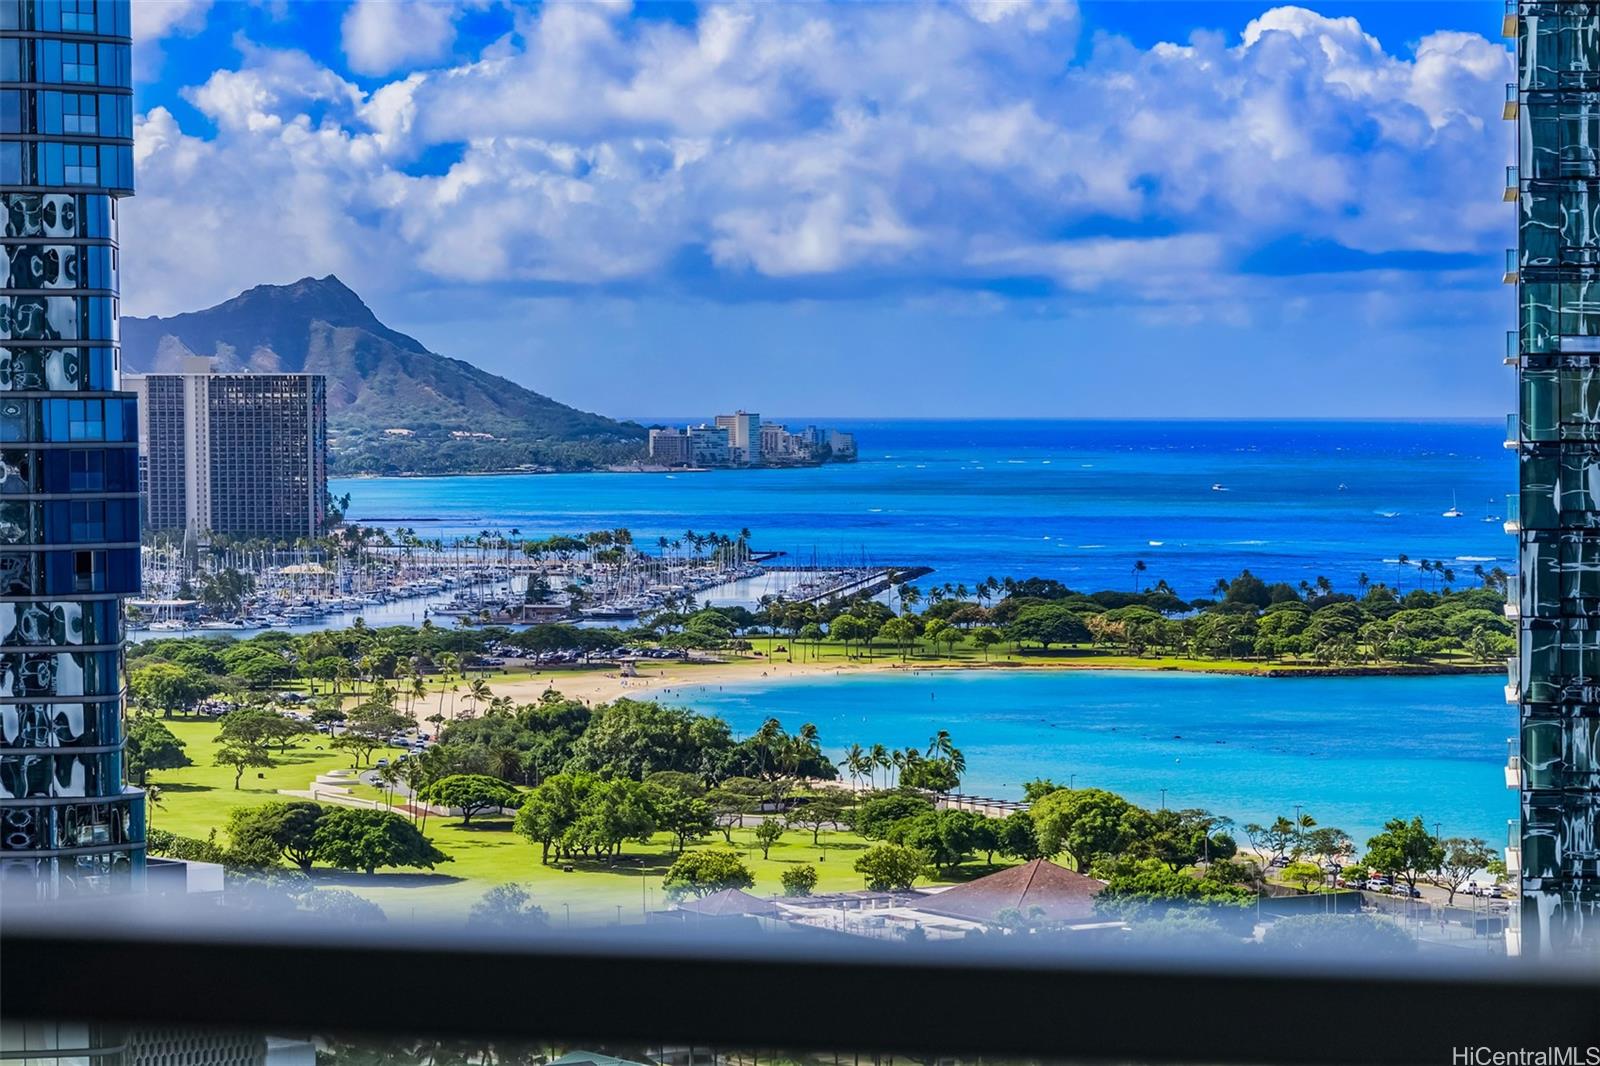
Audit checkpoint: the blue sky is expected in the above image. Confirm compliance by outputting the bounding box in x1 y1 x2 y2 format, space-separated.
124 1 1514 419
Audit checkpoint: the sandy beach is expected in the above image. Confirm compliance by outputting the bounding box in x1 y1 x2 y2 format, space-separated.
405 656 886 726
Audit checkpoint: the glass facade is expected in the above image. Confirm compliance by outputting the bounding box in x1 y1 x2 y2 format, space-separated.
1512 1 1600 954
0 0 140 896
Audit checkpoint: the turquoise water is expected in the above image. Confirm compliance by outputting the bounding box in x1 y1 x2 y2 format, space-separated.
337 419 1511 599
331 420 1517 843
670 670 1516 846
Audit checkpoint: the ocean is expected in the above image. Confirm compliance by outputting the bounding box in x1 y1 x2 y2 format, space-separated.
331 419 1516 838
337 418 1512 599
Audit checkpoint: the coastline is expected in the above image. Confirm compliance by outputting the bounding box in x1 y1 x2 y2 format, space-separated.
407 655 1502 725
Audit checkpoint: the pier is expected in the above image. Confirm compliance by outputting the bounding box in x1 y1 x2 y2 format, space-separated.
767 565 934 604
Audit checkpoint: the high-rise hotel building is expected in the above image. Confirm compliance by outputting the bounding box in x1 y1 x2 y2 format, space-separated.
127 360 328 542
0 0 144 892
1509 1 1600 952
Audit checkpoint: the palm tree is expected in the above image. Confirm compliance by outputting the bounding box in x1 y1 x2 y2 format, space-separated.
465 677 491 718
1132 559 1147 592
870 743 889 790
927 729 955 761
843 743 867 789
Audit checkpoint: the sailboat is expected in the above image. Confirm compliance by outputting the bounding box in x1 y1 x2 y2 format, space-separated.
1442 492 1464 518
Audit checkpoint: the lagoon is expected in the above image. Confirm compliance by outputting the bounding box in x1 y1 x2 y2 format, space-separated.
670 669 1516 847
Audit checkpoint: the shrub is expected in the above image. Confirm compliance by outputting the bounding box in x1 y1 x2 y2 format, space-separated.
780 864 819 897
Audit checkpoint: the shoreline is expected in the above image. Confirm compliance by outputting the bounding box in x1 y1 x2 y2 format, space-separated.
406 655 1501 725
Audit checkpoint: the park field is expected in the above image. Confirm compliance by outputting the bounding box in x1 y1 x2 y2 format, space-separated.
146 719 1007 924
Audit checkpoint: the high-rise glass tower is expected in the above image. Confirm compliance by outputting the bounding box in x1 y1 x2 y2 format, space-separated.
1511 0 1600 953
0 0 143 894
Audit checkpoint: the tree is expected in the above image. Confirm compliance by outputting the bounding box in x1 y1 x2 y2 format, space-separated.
854 843 928 891
1242 817 1301 869
215 740 274 789
312 808 451 875
707 778 767 843
124 715 190 786
418 774 523 825
1146 808 1233 871
514 772 590 864
226 801 327 870
784 790 848 844
1093 858 1255 922
1281 861 1325 894
129 662 216 718
998 811 1042 861
1006 604 1091 648
1363 817 1446 895
299 888 386 924
781 864 819 897
887 810 983 873
467 884 549 928
337 702 411 767
1432 837 1496 904
753 817 784 859
648 785 716 853
1262 914 1414 957
662 849 755 899
1030 788 1151 871
854 791 934 839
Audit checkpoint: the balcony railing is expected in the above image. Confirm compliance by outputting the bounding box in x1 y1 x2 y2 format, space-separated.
1505 411 1520 449
1505 493 1521 534
1504 248 1519 284
1505 82 1519 120
1506 656 1520 705
1505 0 1518 38
1506 164 1519 202
1506 330 1519 366
1506 736 1522 789
1505 575 1520 619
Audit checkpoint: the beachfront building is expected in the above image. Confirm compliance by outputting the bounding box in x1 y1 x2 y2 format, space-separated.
0 0 146 892
1508 2 1600 953
647 427 691 466
127 358 328 541
686 424 730 467
715 410 761 464
649 416 855 468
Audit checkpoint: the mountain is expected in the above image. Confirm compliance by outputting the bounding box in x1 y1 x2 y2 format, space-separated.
120 276 646 475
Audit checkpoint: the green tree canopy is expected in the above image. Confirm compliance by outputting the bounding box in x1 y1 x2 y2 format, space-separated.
662 849 755 899
418 774 523 825
853 843 928 891
1030 788 1152 870
312 808 451 875
124 715 191 786
1362 816 1446 893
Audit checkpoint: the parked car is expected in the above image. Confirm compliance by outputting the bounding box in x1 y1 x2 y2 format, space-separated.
375 757 389 767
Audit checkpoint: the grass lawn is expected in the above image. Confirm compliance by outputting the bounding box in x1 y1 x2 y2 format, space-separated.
737 636 1495 674
147 718 1008 924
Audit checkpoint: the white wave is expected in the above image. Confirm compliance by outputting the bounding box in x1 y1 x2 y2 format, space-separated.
1455 555 1495 562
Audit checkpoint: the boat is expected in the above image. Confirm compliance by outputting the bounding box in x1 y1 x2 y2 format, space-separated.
1378 511 1401 518
1482 515 1502 523
1442 492 1464 518
1338 483 1348 491
1211 483 1228 492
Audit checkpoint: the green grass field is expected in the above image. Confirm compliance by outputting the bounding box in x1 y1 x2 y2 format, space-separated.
147 718 1005 924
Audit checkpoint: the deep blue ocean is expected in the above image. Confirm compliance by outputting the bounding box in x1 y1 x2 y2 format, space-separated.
338 419 1512 599
335 420 1516 841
